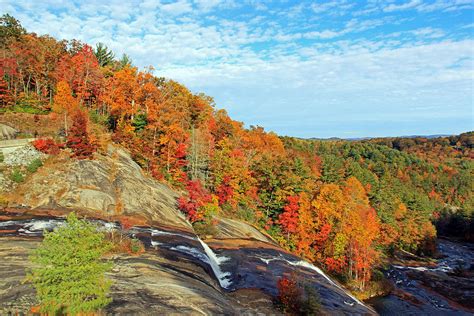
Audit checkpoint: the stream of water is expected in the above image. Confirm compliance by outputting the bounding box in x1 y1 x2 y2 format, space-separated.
368 239 474 315
0 215 372 314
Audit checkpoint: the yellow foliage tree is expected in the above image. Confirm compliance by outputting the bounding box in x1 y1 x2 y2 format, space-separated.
53 80 78 135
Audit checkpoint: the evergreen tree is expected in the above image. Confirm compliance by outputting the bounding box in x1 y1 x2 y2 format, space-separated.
29 213 112 315
94 42 115 67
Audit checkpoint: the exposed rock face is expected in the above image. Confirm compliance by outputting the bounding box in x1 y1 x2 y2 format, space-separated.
214 216 275 244
0 123 17 140
3 144 45 166
9 145 192 231
0 238 280 315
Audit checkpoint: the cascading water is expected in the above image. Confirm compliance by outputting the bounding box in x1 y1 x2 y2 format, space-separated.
258 255 366 307
1 218 234 289
144 227 233 289
197 238 232 289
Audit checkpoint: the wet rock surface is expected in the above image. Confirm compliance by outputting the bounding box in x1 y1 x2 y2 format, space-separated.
0 237 280 315
368 239 474 315
0 216 375 315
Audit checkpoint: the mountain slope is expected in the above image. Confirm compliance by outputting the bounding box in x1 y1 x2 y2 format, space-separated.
0 143 375 315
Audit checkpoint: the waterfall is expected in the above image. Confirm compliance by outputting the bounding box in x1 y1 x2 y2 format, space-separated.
148 227 233 289
197 238 232 289
259 255 366 307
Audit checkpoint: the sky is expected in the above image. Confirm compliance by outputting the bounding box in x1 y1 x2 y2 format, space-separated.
2 0 473 138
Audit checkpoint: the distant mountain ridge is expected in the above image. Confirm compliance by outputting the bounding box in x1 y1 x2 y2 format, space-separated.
308 134 456 141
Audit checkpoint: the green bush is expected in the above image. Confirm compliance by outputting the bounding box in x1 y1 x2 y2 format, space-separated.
89 110 110 127
10 169 24 183
301 285 321 315
193 221 218 237
130 238 143 254
29 213 113 315
0 151 4 163
26 158 43 173
12 104 48 115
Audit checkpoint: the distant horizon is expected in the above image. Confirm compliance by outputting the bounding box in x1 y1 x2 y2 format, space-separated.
304 131 462 140
3 0 473 138
289 131 471 140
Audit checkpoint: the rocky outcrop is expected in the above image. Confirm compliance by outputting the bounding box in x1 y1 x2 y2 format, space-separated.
214 216 275 244
0 124 17 140
0 238 279 315
3 144 45 166
8 145 191 232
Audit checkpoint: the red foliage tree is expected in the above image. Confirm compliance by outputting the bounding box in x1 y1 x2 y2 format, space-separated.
277 276 302 313
32 138 64 155
0 78 12 107
216 175 234 206
279 195 300 236
66 109 96 159
177 180 213 223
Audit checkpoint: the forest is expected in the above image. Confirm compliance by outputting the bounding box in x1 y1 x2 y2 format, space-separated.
0 14 472 293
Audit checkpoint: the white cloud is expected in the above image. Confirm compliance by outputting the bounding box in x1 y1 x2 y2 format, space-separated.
383 0 421 12
160 0 193 15
2 0 472 137
194 0 222 11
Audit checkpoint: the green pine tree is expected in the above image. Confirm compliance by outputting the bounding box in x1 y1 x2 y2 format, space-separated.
29 213 113 315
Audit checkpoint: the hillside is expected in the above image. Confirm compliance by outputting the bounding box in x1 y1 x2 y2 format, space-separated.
0 14 473 314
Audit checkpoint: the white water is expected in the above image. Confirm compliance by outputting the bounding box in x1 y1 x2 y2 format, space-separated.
170 245 211 264
17 219 64 234
144 227 232 289
258 255 366 307
149 228 197 241
2 219 234 289
197 238 232 289
0 220 15 227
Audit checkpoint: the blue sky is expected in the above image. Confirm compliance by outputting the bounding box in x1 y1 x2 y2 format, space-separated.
2 0 473 138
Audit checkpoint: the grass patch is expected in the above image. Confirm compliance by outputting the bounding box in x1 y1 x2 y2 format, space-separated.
26 158 43 173
10 169 24 183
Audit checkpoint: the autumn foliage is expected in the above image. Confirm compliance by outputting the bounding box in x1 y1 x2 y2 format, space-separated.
66 110 96 159
178 180 219 223
277 276 302 313
32 138 64 155
2 15 472 292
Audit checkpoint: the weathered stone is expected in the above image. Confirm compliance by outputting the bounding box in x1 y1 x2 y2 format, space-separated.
9 145 191 231
0 124 17 140
0 238 281 315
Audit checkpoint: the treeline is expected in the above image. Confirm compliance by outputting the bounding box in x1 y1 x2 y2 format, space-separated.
1 15 472 290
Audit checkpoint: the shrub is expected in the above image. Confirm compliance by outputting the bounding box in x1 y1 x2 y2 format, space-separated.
105 230 145 255
32 138 64 155
0 194 8 207
10 169 24 183
277 276 302 313
66 110 97 159
26 158 43 173
193 220 218 237
12 93 48 114
277 276 321 315
28 213 113 315
130 238 144 254
89 110 110 127
0 151 4 163
178 180 223 225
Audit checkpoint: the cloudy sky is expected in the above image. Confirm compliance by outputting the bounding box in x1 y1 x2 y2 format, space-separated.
2 0 473 138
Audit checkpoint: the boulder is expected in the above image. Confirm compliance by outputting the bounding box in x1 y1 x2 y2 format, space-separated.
0 124 17 140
